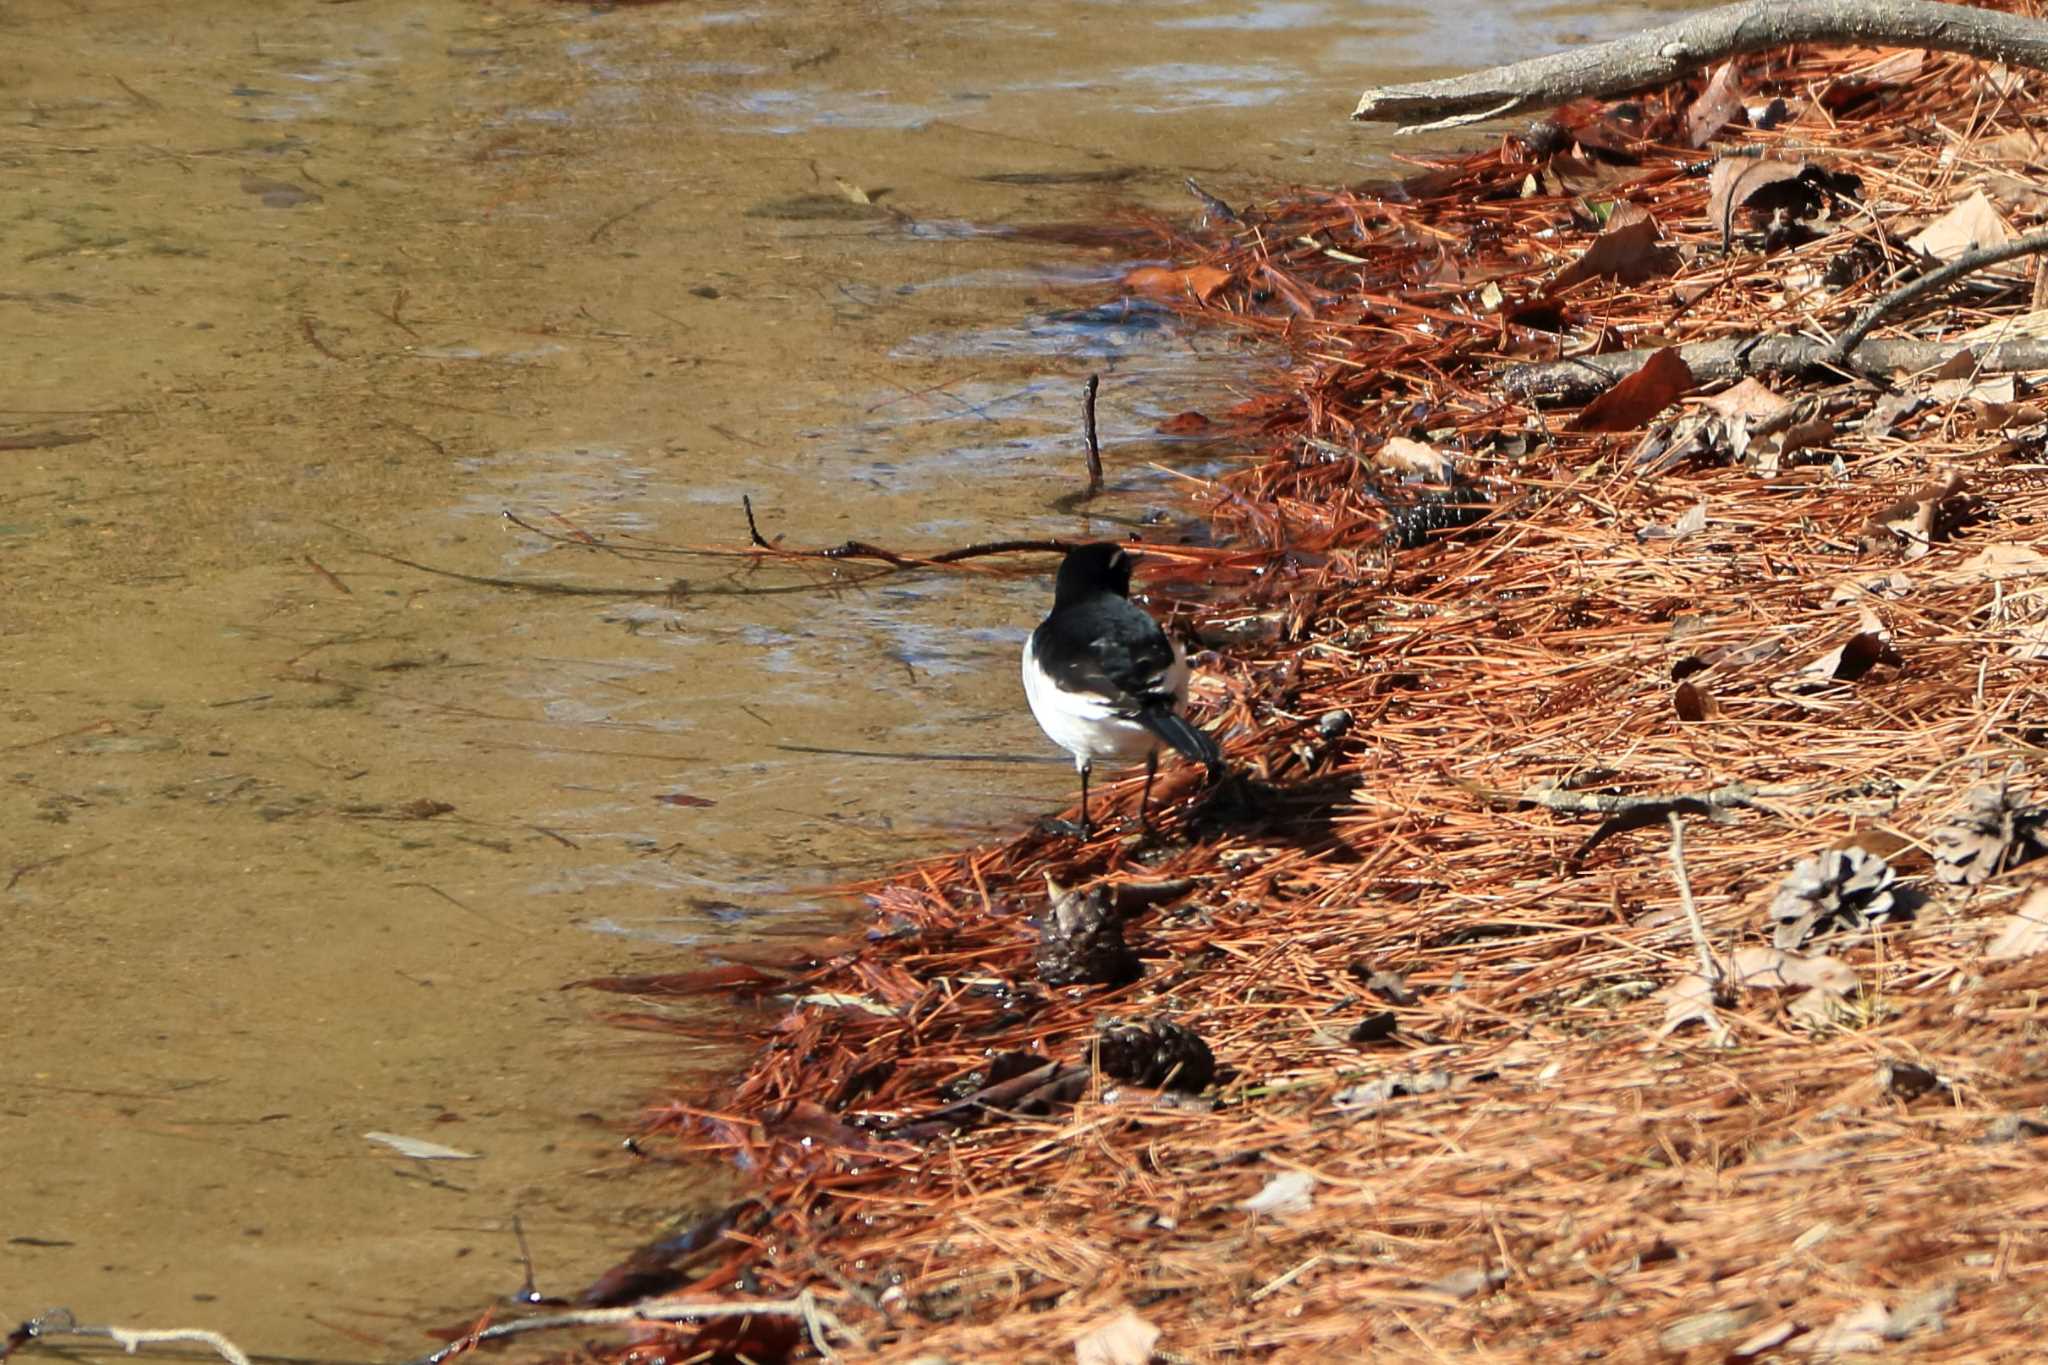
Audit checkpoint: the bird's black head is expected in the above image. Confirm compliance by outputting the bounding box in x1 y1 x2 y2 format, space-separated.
1053 541 1138 606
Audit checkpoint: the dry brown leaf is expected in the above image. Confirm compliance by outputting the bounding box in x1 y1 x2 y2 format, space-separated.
1830 571 1913 605
1833 46 1925 88
1925 373 2016 407
1640 499 1707 542
1376 435 1455 482
1568 347 1694 433
1423 1265 1508 1300
1833 826 1914 861
1984 63 2027 98
1704 157 1804 236
1238 1169 1316 1216
1701 376 1792 425
1930 349 1980 381
1074 1308 1161 1365
1960 544 2048 580
1972 127 2048 167
1788 986 1855 1029
1551 201 1673 290
1973 398 2044 431
1769 414 1836 463
1124 264 1233 303
1734 1320 1798 1356
1548 154 1656 198
1727 945 1857 993
1908 189 2016 262
1660 1306 1765 1351
1656 972 1727 1042
1686 61 1747 148
1695 379 1822 469
1985 886 2048 960
1864 471 1966 560
1974 170 2048 220
1630 410 1729 473
1800 1300 1889 1355
1862 389 1929 437
1886 1285 1957 1340
1796 612 1903 686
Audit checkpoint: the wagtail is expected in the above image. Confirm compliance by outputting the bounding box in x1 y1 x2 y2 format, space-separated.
1022 542 1221 835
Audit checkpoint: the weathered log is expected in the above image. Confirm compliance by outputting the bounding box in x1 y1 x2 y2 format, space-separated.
1500 336 2048 403
1354 0 2048 132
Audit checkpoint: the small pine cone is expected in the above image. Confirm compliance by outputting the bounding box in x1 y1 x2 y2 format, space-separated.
1090 1018 1216 1093
1768 847 1903 948
1386 486 1490 549
1931 783 2048 886
1036 880 1139 988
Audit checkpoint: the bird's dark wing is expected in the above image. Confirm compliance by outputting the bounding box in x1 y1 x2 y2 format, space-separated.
1036 597 1177 707
1034 597 1221 769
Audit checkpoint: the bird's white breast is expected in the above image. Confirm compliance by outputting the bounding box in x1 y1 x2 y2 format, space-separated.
1021 636 1190 771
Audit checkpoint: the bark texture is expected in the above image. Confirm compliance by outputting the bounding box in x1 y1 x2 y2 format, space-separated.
1355 0 2048 131
1500 336 2048 403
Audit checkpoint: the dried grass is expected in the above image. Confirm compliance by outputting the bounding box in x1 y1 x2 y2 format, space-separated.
588 15 2048 1362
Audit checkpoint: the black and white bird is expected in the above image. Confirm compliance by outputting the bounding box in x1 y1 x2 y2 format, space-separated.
1022 542 1222 835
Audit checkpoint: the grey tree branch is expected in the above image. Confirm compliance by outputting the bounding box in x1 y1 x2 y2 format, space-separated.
1501 336 2048 403
1824 229 2048 365
1354 0 2048 132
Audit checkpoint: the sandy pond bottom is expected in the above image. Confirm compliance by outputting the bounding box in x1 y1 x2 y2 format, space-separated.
0 0 1647 1353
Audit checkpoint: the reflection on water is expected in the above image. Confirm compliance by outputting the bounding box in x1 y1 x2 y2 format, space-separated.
2 0 1655 1351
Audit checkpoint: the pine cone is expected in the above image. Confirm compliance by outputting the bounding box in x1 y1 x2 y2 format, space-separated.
1090 1018 1216 1093
1386 485 1490 549
1768 847 1904 948
1035 879 1139 988
1931 783 2048 886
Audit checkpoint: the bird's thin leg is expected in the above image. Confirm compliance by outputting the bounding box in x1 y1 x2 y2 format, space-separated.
1078 760 1093 837
1140 750 1159 830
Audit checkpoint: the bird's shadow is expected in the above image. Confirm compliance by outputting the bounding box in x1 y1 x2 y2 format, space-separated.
1188 770 1363 850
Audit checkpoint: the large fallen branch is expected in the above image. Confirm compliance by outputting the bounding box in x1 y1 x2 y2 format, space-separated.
1500 336 2048 402
1354 0 2048 132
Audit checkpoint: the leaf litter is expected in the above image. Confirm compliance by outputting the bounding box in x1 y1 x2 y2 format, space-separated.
556 22 2048 1365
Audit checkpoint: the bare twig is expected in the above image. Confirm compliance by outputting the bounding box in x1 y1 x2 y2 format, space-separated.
736 497 1071 567
1082 373 1103 499
299 315 343 360
1185 176 1241 226
10 1312 251 1365
1667 812 1723 986
1824 229 2048 367
588 189 673 246
742 494 774 549
401 1293 859 1365
1482 780 1771 861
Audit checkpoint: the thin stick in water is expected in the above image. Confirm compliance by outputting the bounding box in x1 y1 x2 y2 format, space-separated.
1082 373 1103 499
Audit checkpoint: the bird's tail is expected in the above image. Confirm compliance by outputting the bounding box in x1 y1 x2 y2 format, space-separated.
1140 708 1223 772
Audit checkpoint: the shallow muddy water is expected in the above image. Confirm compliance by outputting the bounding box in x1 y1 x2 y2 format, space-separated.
4 0 1659 1353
